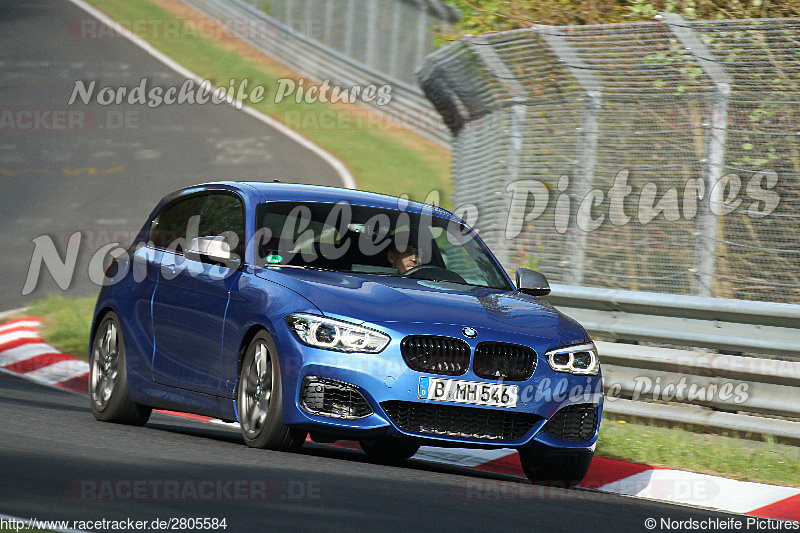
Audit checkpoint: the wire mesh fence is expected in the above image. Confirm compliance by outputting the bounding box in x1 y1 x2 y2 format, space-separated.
418 14 800 303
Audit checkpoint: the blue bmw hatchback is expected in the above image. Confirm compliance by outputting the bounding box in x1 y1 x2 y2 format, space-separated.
90 182 602 486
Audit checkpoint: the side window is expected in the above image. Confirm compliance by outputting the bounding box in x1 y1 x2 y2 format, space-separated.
199 193 245 259
150 195 207 251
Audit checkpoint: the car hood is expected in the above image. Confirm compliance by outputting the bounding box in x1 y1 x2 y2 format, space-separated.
254 267 587 346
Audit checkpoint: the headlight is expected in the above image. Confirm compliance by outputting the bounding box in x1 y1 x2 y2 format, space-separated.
545 343 599 375
286 314 390 353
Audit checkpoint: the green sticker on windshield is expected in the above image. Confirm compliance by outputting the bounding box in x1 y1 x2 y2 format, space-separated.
266 254 282 264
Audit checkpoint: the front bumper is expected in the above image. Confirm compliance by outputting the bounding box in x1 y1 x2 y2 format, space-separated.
274 321 603 451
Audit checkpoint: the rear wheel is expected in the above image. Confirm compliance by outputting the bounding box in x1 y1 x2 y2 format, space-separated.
518 450 593 488
359 437 420 461
89 312 151 426
237 332 305 451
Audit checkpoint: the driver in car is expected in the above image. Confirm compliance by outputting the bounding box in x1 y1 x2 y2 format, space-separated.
387 243 420 274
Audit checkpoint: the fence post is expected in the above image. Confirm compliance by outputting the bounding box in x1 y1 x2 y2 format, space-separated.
466 39 528 268
344 0 355 57
388 0 402 78
415 2 428 71
662 13 732 297
323 1 334 45
284 0 293 28
539 30 603 285
303 0 312 34
365 1 378 68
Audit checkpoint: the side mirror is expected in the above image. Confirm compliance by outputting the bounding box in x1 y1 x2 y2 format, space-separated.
187 236 240 269
515 268 550 296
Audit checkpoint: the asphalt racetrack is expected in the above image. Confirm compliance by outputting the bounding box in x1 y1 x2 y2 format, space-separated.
0 0 341 308
0 372 740 532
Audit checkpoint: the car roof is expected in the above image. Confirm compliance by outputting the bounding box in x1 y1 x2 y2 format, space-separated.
190 181 455 217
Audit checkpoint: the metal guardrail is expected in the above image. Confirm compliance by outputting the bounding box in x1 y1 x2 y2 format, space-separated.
181 0 451 146
548 284 800 358
546 285 800 439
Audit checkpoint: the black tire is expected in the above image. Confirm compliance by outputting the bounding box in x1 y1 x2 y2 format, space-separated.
89 312 151 426
359 437 420 461
518 450 593 489
237 331 305 451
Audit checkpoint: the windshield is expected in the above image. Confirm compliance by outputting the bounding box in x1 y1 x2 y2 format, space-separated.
253 201 512 290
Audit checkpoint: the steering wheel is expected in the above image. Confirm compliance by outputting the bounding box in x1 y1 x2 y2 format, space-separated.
402 265 438 278
402 265 466 284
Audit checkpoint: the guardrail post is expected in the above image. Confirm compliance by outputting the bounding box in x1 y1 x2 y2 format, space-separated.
539 30 602 285
662 13 732 297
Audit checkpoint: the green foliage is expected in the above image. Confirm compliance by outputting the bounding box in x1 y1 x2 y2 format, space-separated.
439 0 800 39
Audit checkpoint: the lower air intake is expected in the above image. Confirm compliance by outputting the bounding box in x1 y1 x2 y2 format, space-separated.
543 404 599 441
381 401 540 441
300 376 373 419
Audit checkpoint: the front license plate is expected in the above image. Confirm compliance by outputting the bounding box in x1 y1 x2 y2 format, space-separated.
418 377 518 408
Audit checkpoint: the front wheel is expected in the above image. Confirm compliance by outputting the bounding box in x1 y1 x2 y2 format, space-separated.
89 311 151 426
518 450 593 488
237 331 305 451
359 437 420 461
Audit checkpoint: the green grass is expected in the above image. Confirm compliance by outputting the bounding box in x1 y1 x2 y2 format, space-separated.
23 294 96 361
598 417 800 488
86 0 452 205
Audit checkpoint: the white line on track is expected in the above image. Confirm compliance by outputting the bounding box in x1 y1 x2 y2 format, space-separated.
67 0 357 190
